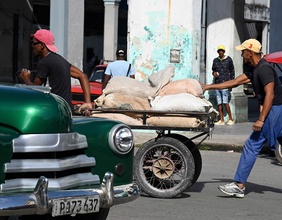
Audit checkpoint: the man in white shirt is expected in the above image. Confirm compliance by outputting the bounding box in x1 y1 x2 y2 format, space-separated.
102 48 135 89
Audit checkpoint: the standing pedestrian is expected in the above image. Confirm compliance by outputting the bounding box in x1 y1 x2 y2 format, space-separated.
102 48 135 89
20 29 92 114
202 39 282 198
212 45 235 125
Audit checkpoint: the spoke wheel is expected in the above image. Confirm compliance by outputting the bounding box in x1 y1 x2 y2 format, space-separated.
134 136 195 198
166 133 202 185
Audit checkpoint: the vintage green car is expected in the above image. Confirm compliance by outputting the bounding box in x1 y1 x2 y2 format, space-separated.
0 84 140 220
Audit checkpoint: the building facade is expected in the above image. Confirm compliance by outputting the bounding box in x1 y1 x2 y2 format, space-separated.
1 0 281 122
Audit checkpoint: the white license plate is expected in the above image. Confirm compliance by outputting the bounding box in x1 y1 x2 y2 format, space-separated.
52 196 99 217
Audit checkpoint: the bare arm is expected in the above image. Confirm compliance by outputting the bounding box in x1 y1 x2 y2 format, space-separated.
102 74 111 90
70 65 92 110
20 69 44 85
202 74 250 91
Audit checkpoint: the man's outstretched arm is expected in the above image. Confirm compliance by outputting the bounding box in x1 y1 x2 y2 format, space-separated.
202 74 250 91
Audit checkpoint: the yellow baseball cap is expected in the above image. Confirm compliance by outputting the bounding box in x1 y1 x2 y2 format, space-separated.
235 39 262 53
217 45 225 51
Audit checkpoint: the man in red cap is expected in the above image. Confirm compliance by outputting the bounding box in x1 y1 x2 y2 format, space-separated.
20 29 92 114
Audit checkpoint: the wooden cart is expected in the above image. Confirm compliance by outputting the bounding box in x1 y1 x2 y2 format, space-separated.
90 108 214 198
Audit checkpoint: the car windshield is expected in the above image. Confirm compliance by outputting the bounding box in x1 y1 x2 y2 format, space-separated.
89 68 105 82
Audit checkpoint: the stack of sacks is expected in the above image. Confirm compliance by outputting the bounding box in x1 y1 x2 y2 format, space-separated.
91 65 217 128
91 65 175 125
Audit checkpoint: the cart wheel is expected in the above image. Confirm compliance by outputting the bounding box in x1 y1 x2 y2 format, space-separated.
275 142 282 164
166 134 202 185
134 136 195 198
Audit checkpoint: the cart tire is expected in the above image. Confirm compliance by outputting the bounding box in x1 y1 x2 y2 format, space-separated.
134 136 195 198
275 142 282 164
166 134 202 185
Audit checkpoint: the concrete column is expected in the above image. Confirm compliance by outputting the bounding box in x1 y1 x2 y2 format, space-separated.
50 0 84 84
103 0 121 62
262 23 269 54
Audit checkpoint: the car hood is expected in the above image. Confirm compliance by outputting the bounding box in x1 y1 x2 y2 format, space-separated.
265 51 282 64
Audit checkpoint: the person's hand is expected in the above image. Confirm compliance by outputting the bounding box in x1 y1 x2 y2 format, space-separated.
78 102 93 116
212 72 219 77
20 69 31 81
252 119 264 132
200 83 208 92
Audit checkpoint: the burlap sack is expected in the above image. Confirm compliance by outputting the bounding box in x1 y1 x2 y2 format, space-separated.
95 93 151 110
90 113 143 126
157 78 203 97
146 116 204 128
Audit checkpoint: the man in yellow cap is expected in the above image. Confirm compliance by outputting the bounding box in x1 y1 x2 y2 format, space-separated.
202 38 282 198
212 45 235 125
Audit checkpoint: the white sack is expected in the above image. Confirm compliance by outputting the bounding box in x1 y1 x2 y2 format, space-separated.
150 93 212 112
157 78 203 97
102 65 175 98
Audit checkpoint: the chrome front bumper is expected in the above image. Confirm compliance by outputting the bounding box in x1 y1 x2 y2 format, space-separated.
0 172 140 217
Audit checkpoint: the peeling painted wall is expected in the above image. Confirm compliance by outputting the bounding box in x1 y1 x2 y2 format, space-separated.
127 0 202 81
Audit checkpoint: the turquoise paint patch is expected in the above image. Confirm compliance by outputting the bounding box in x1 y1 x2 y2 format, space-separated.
143 26 154 40
131 22 196 80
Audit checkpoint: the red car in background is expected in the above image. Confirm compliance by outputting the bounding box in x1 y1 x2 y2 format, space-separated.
71 64 107 105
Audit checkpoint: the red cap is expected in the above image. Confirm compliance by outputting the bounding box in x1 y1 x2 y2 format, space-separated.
33 29 58 52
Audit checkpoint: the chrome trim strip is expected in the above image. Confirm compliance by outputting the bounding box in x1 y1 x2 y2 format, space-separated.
33 176 49 215
100 171 114 208
13 133 88 152
5 155 96 173
1 173 100 193
0 173 140 217
112 182 140 206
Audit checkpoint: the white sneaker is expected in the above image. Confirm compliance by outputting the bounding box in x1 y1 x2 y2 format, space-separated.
218 182 245 198
214 121 225 125
227 120 234 125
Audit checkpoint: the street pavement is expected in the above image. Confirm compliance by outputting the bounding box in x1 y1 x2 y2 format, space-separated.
107 150 282 220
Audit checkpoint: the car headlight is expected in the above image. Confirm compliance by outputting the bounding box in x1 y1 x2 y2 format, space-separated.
108 124 134 154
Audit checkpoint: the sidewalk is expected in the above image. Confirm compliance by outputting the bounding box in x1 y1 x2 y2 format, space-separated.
132 121 253 152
